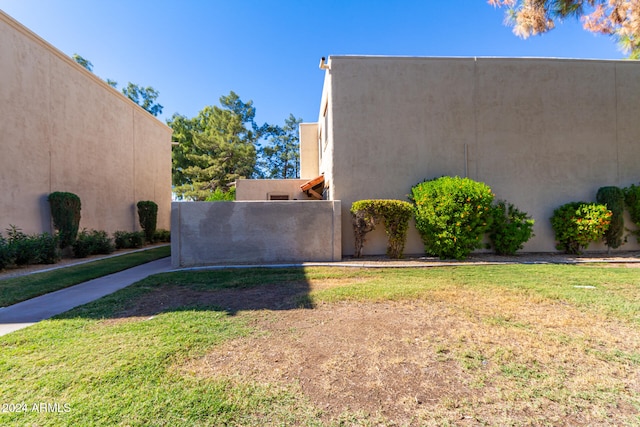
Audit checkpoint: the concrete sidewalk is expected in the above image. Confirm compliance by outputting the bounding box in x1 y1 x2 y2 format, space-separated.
0 257 172 336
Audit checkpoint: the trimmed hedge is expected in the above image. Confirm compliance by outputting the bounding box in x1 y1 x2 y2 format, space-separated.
350 199 414 259
137 201 158 243
623 183 640 242
596 186 625 249
411 176 494 260
48 192 81 248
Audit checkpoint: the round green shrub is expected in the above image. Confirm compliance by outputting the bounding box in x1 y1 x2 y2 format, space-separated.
411 176 494 260
550 202 611 254
596 186 625 249
488 201 535 255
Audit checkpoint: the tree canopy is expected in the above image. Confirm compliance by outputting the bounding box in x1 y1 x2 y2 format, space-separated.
489 0 640 58
72 54 93 71
169 92 262 200
121 83 163 117
257 114 303 179
71 54 163 116
169 93 303 200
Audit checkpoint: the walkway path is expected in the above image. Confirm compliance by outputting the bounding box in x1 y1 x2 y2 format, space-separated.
1 250 638 337
0 257 171 336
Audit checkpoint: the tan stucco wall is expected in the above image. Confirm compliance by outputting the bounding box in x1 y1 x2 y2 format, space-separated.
235 179 315 201
299 123 319 179
171 201 342 266
0 11 172 236
320 56 640 255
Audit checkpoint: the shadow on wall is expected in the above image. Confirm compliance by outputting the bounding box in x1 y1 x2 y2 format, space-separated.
39 194 52 234
54 267 313 320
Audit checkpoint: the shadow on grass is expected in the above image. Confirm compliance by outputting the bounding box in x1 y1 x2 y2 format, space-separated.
55 267 314 321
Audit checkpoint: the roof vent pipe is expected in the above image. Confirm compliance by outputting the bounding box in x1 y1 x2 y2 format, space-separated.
319 57 330 70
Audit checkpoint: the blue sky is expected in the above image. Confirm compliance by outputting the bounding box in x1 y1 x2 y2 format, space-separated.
0 0 627 129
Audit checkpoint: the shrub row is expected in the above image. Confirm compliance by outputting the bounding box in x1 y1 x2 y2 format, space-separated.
356 178 640 259
47 192 162 251
0 226 60 269
0 227 170 269
352 177 535 260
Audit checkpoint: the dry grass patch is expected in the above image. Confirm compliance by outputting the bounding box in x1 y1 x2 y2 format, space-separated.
179 284 640 426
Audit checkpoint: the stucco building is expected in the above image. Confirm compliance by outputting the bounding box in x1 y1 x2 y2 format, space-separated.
231 55 640 259
299 55 640 255
0 11 172 237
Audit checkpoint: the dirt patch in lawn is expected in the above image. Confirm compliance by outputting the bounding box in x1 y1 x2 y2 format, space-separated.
113 276 640 426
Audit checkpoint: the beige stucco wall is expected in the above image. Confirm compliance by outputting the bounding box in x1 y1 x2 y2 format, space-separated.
299 123 319 179
171 201 342 266
0 11 172 236
235 179 315 201
320 56 640 255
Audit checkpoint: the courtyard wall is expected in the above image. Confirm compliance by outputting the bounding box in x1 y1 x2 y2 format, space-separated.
171 201 342 267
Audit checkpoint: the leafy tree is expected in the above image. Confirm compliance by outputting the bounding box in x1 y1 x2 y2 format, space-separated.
169 92 262 200
121 82 163 117
257 114 303 179
489 0 640 58
72 53 93 71
70 54 162 116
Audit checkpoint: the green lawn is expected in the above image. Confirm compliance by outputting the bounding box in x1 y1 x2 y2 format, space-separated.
0 264 638 426
0 245 170 307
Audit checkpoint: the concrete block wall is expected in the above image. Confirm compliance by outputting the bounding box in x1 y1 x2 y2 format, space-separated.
171 201 341 267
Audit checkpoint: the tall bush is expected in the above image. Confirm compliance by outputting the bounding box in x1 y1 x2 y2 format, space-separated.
48 191 81 248
550 202 611 254
487 200 535 255
411 176 494 260
350 199 414 259
136 201 158 243
596 186 625 249
623 183 640 242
